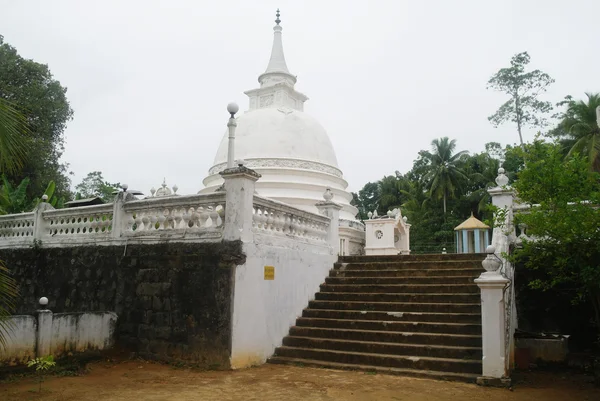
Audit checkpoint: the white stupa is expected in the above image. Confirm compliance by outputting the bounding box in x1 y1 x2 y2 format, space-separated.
201 10 358 222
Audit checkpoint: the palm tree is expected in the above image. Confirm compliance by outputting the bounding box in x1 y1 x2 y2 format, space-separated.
0 98 28 348
465 153 500 213
0 98 28 174
550 93 600 172
421 137 469 214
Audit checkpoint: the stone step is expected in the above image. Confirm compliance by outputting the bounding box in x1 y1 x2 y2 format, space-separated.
301 309 481 324
314 292 480 303
334 260 484 270
289 326 481 347
273 346 482 374
319 283 479 294
332 268 482 278
325 276 476 285
339 254 486 263
282 336 482 360
308 300 481 314
295 317 482 335
267 357 480 383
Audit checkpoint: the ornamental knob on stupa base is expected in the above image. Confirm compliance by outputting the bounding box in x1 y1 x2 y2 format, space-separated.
323 188 334 201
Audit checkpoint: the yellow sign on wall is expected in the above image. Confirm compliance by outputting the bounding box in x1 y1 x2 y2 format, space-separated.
264 266 275 280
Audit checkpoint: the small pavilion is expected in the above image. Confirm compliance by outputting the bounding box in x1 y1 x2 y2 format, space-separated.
454 213 490 253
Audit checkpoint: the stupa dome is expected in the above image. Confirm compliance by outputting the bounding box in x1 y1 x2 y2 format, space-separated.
200 11 358 222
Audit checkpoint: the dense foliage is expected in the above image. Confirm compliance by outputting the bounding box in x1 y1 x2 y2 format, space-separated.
352 138 510 254
74 171 120 203
0 35 73 203
512 140 600 341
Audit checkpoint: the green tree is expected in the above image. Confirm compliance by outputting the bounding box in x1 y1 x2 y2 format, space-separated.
75 171 120 203
463 152 500 213
0 260 17 350
0 98 29 174
0 176 30 214
378 173 411 214
549 93 600 172
421 137 469 215
0 96 27 351
0 35 73 203
513 140 600 340
487 52 554 149
354 182 380 220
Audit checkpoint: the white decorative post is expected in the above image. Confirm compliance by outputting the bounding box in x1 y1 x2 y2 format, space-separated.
226 102 239 169
475 246 510 383
36 297 53 357
316 188 342 256
32 195 54 241
111 184 129 239
221 162 260 242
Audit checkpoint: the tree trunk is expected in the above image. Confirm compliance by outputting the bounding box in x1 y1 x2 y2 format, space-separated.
443 193 447 215
515 95 525 152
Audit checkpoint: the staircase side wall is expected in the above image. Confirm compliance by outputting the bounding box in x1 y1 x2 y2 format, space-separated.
230 234 334 368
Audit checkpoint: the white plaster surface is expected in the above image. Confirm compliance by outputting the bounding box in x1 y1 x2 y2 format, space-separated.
229 235 334 368
51 312 117 356
0 311 117 364
475 273 510 378
0 315 37 364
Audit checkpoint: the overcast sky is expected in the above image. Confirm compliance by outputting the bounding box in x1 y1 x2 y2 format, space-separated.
1 0 598 194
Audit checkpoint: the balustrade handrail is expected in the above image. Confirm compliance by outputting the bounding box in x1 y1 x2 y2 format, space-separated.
43 203 114 218
0 212 35 222
252 195 330 225
123 192 226 212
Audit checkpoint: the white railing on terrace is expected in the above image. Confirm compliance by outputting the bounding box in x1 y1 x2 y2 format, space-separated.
0 190 336 249
123 193 226 240
43 204 114 239
0 212 35 239
252 196 330 243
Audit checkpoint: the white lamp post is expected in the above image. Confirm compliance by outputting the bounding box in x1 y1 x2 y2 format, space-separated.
226 102 239 168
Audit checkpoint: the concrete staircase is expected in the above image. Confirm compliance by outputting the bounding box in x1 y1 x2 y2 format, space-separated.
268 253 486 382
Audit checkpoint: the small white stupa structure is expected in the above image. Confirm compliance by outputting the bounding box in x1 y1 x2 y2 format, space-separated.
200 10 364 254
364 208 411 256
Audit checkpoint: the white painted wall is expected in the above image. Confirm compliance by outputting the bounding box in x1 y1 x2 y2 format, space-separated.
0 311 117 365
0 315 37 365
229 234 334 368
51 312 117 357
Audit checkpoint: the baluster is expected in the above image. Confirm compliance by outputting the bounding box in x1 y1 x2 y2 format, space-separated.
198 208 209 227
216 204 224 227
173 208 183 229
150 212 159 231
182 208 192 228
266 209 274 231
209 208 219 228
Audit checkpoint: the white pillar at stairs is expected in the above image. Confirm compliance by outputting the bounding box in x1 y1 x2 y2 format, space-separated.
475 245 510 382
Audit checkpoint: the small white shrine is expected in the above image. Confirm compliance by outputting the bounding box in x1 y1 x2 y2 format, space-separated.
364 209 411 256
454 213 490 253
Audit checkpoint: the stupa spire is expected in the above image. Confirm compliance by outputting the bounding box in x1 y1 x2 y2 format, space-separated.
259 9 296 85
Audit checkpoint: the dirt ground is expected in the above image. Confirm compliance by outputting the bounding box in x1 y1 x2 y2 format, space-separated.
1 360 598 401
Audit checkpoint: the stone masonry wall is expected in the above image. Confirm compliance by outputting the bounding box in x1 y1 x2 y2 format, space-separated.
0 241 244 369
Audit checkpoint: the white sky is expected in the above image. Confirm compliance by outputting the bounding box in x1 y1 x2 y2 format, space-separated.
1 0 598 194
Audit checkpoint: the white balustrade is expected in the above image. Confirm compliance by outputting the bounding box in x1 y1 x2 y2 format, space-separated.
43 205 114 238
123 193 226 239
252 196 329 242
0 213 35 239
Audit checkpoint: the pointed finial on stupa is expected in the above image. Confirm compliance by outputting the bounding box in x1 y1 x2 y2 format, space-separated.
258 8 295 85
